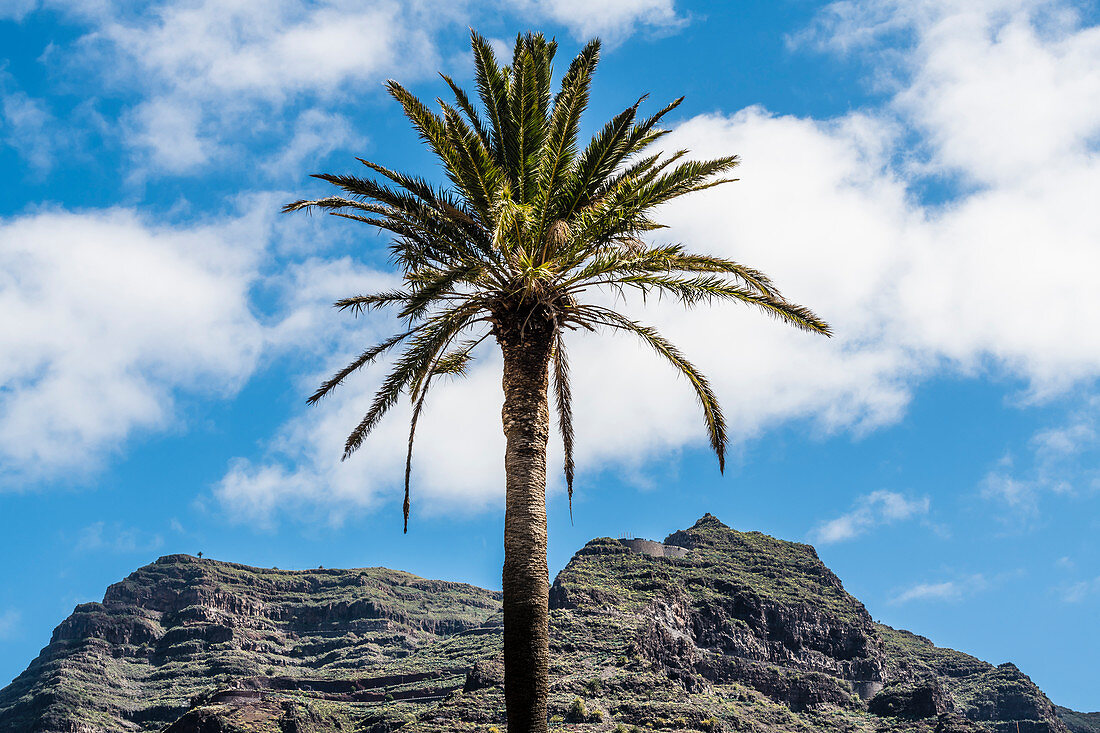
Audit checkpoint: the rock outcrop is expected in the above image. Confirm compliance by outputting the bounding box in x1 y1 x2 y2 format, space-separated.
0 515 1085 732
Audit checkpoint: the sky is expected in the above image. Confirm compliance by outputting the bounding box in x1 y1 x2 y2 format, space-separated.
1 0 1099 713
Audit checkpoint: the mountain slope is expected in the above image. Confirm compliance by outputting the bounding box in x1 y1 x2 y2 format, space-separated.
1057 707 1100 733
0 556 501 732
0 514 1085 732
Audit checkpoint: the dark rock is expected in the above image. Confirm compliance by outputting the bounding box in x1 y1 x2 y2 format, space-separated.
870 678 955 719
463 659 504 692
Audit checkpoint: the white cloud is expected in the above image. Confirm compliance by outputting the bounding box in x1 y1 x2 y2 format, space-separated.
980 397 1100 523
124 97 212 175
895 4 1100 187
75 521 164 553
505 0 685 41
981 470 1042 519
262 109 365 179
1 86 57 172
641 0 1100 445
1033 396 1100 459
40 0 462 173
0 609 19 640
892 581 962 604
0 198 420 489
260 255 400 352
802 0 1100 186
656 100 1100 405
1062 576 1100 603
811 490 930 544
0 0 37 21
1033 422 1097 458
0 202 271 483
90 1 450 98
890 572 993 604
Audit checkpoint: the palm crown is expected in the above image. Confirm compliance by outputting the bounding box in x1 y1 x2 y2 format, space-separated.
285 31 831 532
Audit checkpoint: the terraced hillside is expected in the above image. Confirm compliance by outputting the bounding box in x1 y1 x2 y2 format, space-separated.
0 557 502 732
0 514 1086 732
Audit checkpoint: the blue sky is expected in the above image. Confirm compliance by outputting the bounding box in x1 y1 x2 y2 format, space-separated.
2 0 1099 713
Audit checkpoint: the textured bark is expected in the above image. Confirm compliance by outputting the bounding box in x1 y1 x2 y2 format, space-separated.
497 310 555 733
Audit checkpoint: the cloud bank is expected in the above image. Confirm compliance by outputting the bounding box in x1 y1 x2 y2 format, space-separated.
0 203 269 483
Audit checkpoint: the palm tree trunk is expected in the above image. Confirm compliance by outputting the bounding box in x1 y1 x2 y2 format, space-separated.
498 318 554 733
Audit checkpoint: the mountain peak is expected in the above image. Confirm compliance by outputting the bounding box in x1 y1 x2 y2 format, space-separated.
692 511 726 528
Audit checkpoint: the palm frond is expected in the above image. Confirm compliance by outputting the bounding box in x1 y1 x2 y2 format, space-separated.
558 98 643 220
470 30 514 168
552 332 576 520
401 333 488 534
573 306 727 472
354 157 479 227
558 243 688 288
334 291 411 316
308 329 416 405
535 37 599 256
402 384 431 534
385 80 456 169
619 274 831 334
433 348 476 377
506 33 553 203
664 252 782 298
441 73 493 151
615 96 685 162
440 104 504 223
342 307 479 460
282 195 390 217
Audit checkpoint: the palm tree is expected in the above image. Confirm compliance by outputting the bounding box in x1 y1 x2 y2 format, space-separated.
285 30 830 733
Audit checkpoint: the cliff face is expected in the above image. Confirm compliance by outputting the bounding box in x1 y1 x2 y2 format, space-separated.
551 515 885 707
0 515 1083 733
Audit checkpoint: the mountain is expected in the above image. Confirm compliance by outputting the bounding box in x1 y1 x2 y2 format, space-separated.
0 514 1087 732
1057 708 1100 733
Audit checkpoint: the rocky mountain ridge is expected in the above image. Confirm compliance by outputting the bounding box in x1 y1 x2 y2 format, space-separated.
0 514 1089 733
